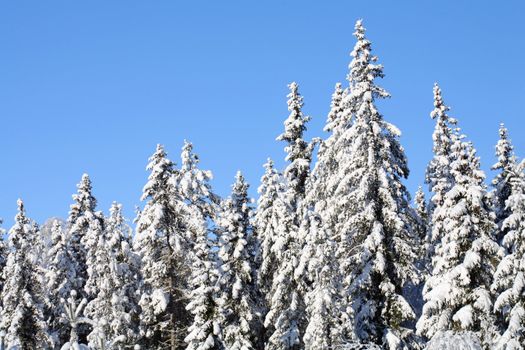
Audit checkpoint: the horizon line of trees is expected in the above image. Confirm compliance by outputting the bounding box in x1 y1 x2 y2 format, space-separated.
0 19 524 350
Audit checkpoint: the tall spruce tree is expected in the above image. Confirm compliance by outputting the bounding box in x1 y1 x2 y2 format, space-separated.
425 83 457 215
216 172 257 350
491 159 525 349
417 132 500 347
85 202 141 349
134 144 192 349
301 20 418 349
0 200 50 349
491 124 519 244
184 209 222 350
255 158 285 301
263 82 316 350
45 220 77 346
67 174 99 298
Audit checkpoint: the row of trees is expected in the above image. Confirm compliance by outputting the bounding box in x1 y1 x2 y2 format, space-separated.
0 20 523 350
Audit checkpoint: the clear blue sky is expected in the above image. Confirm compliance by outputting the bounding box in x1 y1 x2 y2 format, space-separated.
1 1 524 228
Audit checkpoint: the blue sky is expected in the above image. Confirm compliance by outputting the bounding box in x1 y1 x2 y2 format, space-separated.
1 1 524 228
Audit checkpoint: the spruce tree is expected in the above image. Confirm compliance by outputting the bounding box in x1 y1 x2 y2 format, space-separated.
216 172 257 350
491 160 525 349
0 200 50 349
67 174 99 297
264 82 316 349
426 83 457 214
134 144 192 349
176 140 219 224
255 158 285 301
417 133 500 347
85 202 141 349
45 220 77 346
303 20 418 349
184 209 222 350
491 124 519 244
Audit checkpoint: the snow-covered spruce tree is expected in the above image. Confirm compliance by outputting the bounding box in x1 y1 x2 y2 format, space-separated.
491 160 525 349
45 220 78 346
425 84 457 244
262 82 317 350
216 172 257 350
491 123 519 245
105 202 141 345
184 208 222 350
417 133 501 347
67 174 99 298
134 144 192 349
0 200 50 349
176 141 220 225
301 211 341 350
84 202 141 349
303 20 418 349
255 158 285 301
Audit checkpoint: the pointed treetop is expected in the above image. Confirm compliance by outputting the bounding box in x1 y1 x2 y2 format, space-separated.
109 201 123 219
325 82 344 132
353 19 366 40
276 81 310 146
72 173 97 213
492 123 516 171
263 158 275 173
14 198 28 227
233 171 249 199
181 140 199 172
430 83 456 124
16 198 24 215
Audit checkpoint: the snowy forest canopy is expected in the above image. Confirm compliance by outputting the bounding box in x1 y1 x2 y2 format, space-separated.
0 20 524 350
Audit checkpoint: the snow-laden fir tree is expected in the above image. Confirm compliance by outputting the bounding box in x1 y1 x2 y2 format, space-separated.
491 124 519 244
425 84 457 247
491 159 525 349
216 172 257 350
184 208 222 350
175 140 219 225
134 144 192 349
67 174 99 298
302 20 418 349
84 202 141 349
417 132 501 347
263 82 317 350
255 158 285 300
0 200 50 349
45 220 78 346
301 211 340 350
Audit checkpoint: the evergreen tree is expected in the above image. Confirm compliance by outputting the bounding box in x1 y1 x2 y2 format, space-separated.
45 220 77 346
255 158 285 301
491 124 519 244
184 210 222 350
85 202 141 349
491 160 525 349
134 144 192 349
264 82 316 349
216 172 257 350
301 212 340 350
0 200 50 349
426 83 457 213
303 20 418 349
67 174 99 297
417 133 500 347
176 140 219 224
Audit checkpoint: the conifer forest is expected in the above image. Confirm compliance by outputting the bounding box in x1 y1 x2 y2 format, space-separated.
2 20 525 350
